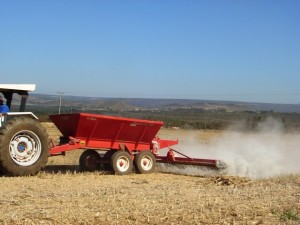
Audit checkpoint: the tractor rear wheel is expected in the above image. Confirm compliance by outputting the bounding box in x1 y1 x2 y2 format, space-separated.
111 151 133 175
134 151 156 174
0 117 50 176
79 150 101 172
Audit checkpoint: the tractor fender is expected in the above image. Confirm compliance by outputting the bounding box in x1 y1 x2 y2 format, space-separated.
0 112 38 128
6 112 38 119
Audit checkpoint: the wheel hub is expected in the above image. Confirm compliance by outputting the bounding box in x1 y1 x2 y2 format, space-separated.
140 156 153 171
9 131 42 166
17 142 27 153
117 157 130 172
86 155 97 170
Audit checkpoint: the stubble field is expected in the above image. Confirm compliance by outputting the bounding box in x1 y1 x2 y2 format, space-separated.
0 123 299 224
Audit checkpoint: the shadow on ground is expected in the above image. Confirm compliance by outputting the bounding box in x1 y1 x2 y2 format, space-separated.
43 165 80 174
42 165 113 175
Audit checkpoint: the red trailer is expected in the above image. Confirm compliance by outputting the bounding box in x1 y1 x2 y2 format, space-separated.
49 113 225 175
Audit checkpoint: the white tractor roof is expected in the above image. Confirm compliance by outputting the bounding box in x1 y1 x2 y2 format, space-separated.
0 84 36 92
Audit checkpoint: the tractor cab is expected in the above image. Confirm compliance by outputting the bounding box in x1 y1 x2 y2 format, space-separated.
0 84 36 112
0 84 37 128
0 84 50 176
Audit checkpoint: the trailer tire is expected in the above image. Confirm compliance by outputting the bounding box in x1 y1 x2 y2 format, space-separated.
79 150 101 172
0 117 50 176
111 151 133 175
134 151 156 174
102 150 116 171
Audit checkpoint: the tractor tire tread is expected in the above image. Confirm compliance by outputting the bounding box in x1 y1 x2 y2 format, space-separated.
0 117 50 176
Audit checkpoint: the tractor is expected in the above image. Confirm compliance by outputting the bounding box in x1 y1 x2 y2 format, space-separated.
0 84 49 176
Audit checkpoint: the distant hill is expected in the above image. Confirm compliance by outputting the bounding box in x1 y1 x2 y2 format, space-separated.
25 94 300 113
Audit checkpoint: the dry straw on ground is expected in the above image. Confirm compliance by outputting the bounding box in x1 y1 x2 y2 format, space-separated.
0 123 299 224
0 172 299 224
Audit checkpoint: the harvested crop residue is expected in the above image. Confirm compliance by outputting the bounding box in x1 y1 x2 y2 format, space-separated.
0 172 299 224
1 124 297 224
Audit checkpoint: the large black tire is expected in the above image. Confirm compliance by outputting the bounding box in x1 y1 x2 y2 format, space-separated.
111 151 133 175
0 117 50 176
79 150 101 172
134 151 156 174
102 150 116 171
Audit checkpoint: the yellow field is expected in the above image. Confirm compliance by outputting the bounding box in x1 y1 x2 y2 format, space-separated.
0 124 299 224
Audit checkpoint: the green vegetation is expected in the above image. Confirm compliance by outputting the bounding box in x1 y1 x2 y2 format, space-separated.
280 209 300 221
272 208 300 222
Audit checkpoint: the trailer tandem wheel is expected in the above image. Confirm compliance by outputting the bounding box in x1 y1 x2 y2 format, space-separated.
134 151 156 174
0 117 50 176
79 150 101 172
111 151 133 175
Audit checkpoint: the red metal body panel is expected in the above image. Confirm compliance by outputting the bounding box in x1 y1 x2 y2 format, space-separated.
49 113 164 153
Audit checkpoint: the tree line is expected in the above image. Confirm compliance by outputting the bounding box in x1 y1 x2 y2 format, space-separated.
26 106 300 131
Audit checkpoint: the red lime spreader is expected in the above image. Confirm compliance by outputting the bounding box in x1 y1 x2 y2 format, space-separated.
48 113 225 175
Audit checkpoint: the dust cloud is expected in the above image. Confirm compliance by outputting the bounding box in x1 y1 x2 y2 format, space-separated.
157 118 300 179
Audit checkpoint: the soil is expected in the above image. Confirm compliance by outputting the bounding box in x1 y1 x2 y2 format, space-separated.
0 123 299 225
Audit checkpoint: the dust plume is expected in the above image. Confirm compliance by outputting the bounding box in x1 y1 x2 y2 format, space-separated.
157 117 300 179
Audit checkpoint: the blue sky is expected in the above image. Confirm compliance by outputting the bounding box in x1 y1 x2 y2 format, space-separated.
0 0 299 104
